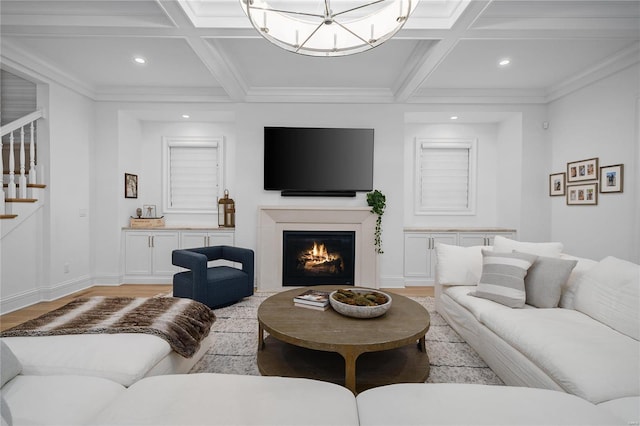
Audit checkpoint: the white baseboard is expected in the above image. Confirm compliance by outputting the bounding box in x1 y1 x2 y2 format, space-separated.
0 275 92 314
379 275 405 288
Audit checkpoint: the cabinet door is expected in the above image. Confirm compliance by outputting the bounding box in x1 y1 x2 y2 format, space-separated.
151 232 179 275
125 232 152 275
180 232 209 249
404 234 430 278
207 232 234 247
458 233 488 247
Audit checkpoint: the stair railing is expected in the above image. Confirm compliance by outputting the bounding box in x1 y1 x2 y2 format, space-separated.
1 110 44 213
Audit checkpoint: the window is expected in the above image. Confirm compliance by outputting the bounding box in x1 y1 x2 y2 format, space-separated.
414 138 476 215
162 137 223 214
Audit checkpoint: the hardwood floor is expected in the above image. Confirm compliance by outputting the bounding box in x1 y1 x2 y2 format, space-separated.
0 285 433 332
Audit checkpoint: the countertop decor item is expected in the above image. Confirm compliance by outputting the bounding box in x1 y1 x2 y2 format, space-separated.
329 288 392 319
218 189 235 228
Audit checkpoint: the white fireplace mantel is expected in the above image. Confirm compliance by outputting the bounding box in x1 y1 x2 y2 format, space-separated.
257 206 378 291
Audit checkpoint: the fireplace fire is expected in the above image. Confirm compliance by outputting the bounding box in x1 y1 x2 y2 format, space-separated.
282 231 355 287
298 241 344 275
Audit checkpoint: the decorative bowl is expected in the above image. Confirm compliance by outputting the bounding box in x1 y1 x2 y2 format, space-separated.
329 288 392 319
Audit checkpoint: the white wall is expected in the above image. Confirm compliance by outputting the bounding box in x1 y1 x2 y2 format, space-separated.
1 76 94 312
87 102 551 289
548 65 639 261
3 64 638 311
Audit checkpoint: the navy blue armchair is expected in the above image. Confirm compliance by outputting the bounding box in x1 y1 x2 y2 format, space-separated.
172 246 254 309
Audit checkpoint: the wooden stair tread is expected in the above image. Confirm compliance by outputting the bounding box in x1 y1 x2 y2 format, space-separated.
4 198 38 203
3 184 47 188
0 214 18 219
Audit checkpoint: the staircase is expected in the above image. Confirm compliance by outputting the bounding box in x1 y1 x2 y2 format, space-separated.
1 110 46 238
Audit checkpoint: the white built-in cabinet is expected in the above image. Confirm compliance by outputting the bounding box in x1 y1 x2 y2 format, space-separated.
123 228 235 283
180 231 234 249
404 228 516 286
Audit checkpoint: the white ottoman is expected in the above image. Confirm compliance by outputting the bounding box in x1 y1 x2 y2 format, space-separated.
356 383 626 425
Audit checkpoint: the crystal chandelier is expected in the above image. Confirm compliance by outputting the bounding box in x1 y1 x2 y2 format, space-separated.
240 0 417 57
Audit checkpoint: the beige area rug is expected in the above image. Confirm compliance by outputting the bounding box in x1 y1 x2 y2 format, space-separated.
190 292 504 386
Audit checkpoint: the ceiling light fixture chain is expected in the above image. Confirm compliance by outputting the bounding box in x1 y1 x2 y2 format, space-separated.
240 0 418 57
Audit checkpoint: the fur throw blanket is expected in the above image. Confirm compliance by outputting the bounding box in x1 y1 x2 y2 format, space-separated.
0 297 215 358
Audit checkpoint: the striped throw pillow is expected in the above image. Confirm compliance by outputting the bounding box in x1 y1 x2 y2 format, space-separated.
470 250 537 308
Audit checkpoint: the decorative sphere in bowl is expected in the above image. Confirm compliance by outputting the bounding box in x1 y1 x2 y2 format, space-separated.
329 288 392 319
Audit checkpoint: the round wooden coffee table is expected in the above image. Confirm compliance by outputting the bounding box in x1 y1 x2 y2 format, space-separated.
257 285 430 394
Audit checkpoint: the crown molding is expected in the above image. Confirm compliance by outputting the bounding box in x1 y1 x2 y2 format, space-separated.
546 42 640 103
407 88 548 104
92 86 231 103
244 87 396 103
1 40 96 99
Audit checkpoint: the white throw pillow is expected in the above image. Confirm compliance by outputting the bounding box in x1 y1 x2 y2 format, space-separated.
493 235 563 258
435 243 487 286
558 254 598 309
573 256 640 340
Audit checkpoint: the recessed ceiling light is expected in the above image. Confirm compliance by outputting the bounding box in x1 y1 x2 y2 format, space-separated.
498 58 511 67
450 116 459 120
181 114 190 119
133 56 146 64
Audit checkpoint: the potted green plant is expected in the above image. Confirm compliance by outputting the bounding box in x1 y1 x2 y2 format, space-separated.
366 189 386 254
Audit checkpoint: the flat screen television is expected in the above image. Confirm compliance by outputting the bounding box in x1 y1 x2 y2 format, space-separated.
264 127 374 196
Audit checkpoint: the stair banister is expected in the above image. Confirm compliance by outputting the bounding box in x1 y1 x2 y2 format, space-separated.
0 110 43 137
19 126 27 198
29 121 36 184
8 132 16 198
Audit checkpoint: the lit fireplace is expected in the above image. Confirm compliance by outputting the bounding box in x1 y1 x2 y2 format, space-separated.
299 241 344 275
282 231 355 286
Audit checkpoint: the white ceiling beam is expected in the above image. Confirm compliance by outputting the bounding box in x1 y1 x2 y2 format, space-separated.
153 0 248 101
394 0 493 102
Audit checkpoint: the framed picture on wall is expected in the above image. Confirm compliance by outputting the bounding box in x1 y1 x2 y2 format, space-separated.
599 164 624 193
566 183 598 206
567 158 598 183
549 172 566 196
125 173 138 199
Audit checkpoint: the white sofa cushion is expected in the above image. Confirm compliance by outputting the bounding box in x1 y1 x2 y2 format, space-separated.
470 250 537 308
2 375 124 425
0 342 21 388
435 244 486 286
573 256 640 340
356 383 626 425
479 307 640 403
597 396 640 426
558 254 598 309
493 235 563 257
523 255 577 308
91 373 359 426
2 334 172 386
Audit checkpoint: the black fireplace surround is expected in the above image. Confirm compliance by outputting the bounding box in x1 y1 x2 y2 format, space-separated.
282 230 355 287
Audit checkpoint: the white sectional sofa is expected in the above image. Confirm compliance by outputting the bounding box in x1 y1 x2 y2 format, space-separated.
1 346 627 426
434 236 640 425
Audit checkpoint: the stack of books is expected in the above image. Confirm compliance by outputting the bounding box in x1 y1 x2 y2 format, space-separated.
294 289 330 311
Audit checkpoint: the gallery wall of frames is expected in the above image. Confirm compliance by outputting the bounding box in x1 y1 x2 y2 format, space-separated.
549 158 624 205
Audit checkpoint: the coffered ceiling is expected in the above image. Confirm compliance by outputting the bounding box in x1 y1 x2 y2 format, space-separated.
1 0 638 103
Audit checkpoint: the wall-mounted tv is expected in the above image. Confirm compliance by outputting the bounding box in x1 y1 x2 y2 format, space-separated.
264 127 374 197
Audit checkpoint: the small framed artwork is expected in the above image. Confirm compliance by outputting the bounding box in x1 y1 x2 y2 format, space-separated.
600 164 624 193
549 172 566 196
567 183 598 206
125 173 138 199
143 204 157 218
567 157 598 183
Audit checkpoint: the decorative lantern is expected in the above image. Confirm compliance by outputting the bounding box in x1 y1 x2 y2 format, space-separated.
218 189 235 228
